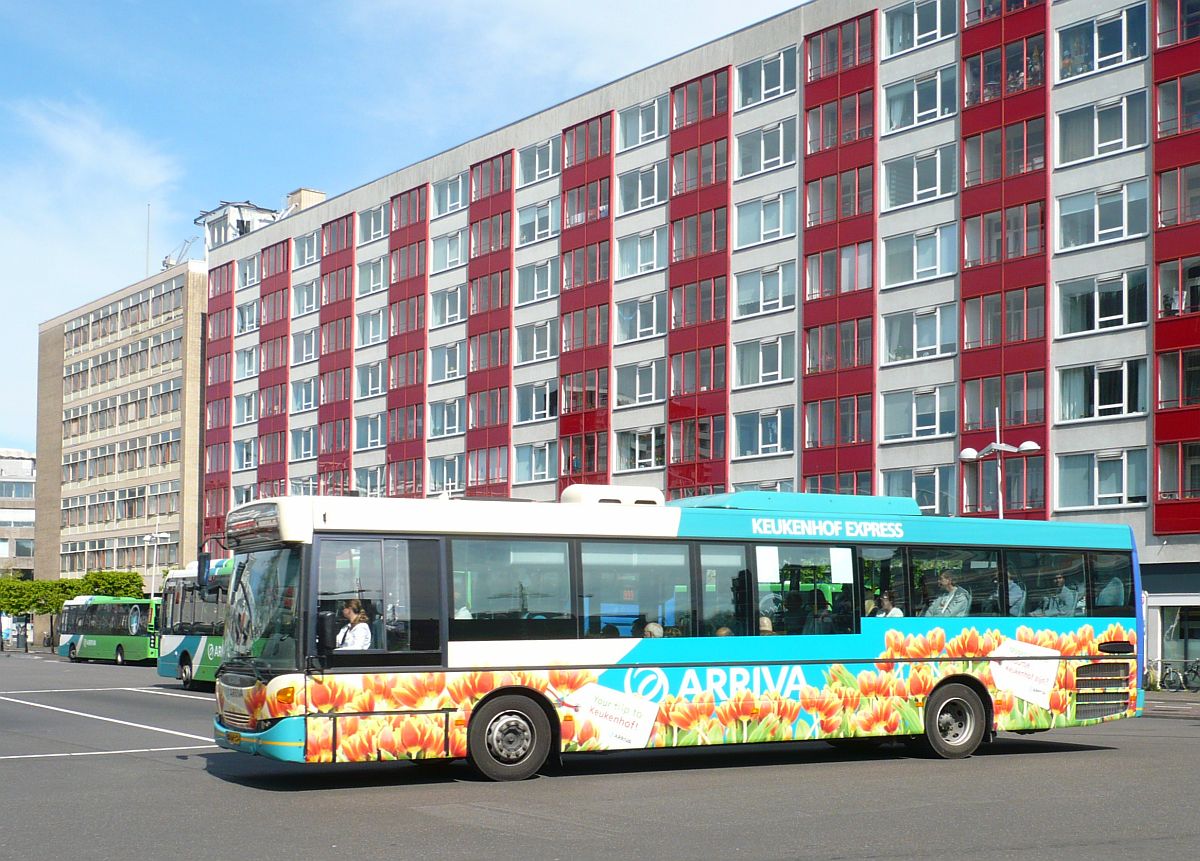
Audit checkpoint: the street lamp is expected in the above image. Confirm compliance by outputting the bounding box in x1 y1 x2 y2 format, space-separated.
959 408 1041 519
142 532 169 599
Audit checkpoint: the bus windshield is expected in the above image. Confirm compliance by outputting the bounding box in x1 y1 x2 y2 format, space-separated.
226 546 302 671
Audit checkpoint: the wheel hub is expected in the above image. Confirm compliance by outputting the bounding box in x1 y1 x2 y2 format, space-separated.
937 699 972 745
485 711 533 763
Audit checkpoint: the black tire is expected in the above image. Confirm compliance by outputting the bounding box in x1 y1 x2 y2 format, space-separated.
467 694 552 781
1161 665 1181 692
1185 666 1200 694
114 645 125 666
180 657 194 691
67 644 77 663
920 683 987 759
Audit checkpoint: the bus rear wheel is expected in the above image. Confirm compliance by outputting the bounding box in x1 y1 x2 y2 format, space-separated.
920 683 986 759
114 646 125 666
180 658 194 690
467 695 551 781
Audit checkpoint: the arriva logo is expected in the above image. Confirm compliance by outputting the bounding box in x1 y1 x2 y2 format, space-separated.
205 642 224 662
624 665 808 703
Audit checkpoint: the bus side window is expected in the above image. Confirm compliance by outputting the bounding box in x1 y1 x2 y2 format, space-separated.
1089 552 1134 616
858 545 907 618
698 544 753 636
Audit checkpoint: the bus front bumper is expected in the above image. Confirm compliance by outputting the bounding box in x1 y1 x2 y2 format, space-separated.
214 716 306 763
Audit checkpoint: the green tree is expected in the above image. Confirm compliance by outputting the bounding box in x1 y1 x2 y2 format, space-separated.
81 570 145 598
0 575 33 616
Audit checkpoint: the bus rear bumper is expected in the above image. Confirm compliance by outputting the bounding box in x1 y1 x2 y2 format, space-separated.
214 716 306 763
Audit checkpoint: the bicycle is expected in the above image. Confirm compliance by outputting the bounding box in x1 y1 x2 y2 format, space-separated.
1145 660 1186 692
1183 659 1200 693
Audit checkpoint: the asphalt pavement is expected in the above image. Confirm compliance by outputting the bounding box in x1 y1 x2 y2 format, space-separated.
3 649 1200 861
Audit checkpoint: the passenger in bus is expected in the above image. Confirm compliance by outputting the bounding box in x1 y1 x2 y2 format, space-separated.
991 574 1026 615
803 591 834 635
1096 576 1126 607
874 590 903 617
925 572 970 617
335 599 373 650
601 624 620 638
714 626 733 636
1034 574 1079 616
758 615 777 635
643 622 664 638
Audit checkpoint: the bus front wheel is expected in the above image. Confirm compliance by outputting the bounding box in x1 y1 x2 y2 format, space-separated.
114 646 125 666
67 644 77 662
921 683 986 759
467 694 551 781
180 657 194 690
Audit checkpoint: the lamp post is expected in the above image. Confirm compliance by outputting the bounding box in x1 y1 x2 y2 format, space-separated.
142 531 169 599
959 408 1041 519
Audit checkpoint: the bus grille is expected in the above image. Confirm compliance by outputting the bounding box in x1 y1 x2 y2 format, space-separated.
220 711 256 731
1075 661 1131 688
1075 691 1130 720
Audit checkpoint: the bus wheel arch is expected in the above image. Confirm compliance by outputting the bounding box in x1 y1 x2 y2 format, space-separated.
920 676 992 759
465 688 557 781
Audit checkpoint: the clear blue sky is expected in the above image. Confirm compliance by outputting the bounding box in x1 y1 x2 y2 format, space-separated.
0 0 798 454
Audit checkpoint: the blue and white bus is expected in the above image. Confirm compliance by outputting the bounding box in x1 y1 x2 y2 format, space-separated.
157 563 229 689
211 486 1141 780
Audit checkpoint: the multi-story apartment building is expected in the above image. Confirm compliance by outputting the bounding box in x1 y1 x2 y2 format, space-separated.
198 1 1200 664
35 261 208 624
0 450 36 580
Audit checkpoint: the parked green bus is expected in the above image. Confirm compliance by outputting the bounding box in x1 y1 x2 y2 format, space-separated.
58 595 160 664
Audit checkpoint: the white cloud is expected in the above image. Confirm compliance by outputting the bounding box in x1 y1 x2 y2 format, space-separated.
0 100 186 451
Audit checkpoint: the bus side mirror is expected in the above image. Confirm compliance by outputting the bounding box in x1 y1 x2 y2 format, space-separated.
317 612 339 653
195 552 212 588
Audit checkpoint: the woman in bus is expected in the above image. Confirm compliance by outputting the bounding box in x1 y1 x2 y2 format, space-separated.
336 599 373 650
874 590 903 617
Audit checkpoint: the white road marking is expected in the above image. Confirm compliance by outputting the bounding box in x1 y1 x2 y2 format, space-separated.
0 695 212 741
0 745 216 761
121 687 212 702
0 687 142 694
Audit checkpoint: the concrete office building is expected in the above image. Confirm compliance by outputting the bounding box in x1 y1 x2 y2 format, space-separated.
197 1 1200 663
0 450 36 580
36 261 208 610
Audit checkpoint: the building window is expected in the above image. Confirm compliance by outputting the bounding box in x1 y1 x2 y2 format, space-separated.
428 397 465 438
393 186 426 229
963 47 1002 107
671 347 725 395
391 295 425 336
735 190 797 248
388 404 423 443
807 91 872 154
617 161 669 215
514 442 556 484
671 70 728 130
883 144 956 210
804 317 872 371
882 224 957 286
883 466 954 515
883 67 956 133
615 294 667 342
429 454 464 493
1157 0 1200 46
804 395 871 447
233 439 257 471
1159 255 1200 317
672 142 727 196
354 414 385 451
1158 163 1200 227
359 204 388 244
1059 92 1147 164
470 212 511 258
431 228 468 272
963 376 1002 431
294 232 319 268
356 308 385 347
615 359 666 407
430 343 464 382
562 241 610 290
805 242 873 299
670 415 726 464
618 94 669 150
1058 180 1148 250
468 328 509 371
1059 269 1147 335
564 115 611 168
238 255 259 289
517 137 561 187
1005 371 1046 426
806 15 873 81
963 129 1003 187
471 152 513 201
1058 359 1147 421
733 407 794 458
561 432 608 477
290 329 315 365
1158 349 1200 409
390 242 425 282
515 319 558 364
1058 5 1147 81
292 280 317 317
1005 285 1046 342
430 284 466 327
735 262 796 318
882 305 956 363
561 306 608 352
671 208 726 262
1005 117 1046 176
883 384 956 440
670 277 726 329
235 300 259 335
432 172 469 217
734 334 795 388
1158 442 1200 499
467 388 508 430
357 360 385 399
963 293 1002 349
1006 34 1045 94
1058 449 1148 508
515 381 558 423
291 378 316 412
233 392 256 426
234 347 257 381
616 227 668 278
738 118 797 179
615 427 667 472
738 46 797 108
886 0 956 57
517 198 561 246
560 368 608 414
290 427 315 461
564 178 609 227
516 259 559 305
